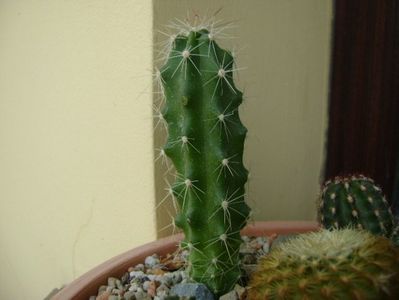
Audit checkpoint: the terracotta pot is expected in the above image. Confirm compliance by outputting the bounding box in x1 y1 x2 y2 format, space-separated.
52 221 319 300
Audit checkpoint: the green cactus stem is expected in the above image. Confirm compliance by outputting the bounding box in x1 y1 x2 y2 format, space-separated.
158 29 250 295
249 229 399 300
318 175 395 238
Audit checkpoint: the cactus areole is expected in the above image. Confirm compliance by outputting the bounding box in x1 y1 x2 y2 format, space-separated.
159 30 250 295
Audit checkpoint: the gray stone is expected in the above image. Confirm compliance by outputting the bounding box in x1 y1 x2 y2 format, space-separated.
164 296 194 300
156 283 170 297
130 271 145 279
262 241 270 253
142 280 151 291
180 271 189 280
270 234 297 250
122 272 130 284
124 290 136 300
179 250 189 261
161 273 174 286
147 274 157 281
134 263 145 271
96 291 111 300
234 284 247 299
241 235 250 243
98 285 108 294
145 255 160 268
171 272 183 284
170 283 215 300
239 243 255 254
116 279 124 290
128 282 140 292
112 288 123 296
135 289 152 300
108 277 118 288
154 275 165 284
255 236 268 244
219 290 238 300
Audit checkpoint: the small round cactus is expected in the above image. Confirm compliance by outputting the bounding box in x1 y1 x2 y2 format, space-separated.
318 175 395 238
248 229 399 300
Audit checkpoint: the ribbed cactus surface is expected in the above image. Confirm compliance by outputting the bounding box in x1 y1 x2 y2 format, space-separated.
318 175 395 238
159 29 250 295
249 229 399 300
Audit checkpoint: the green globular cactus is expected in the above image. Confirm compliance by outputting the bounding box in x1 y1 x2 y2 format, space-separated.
158 28 250 295
391 224 399 246
248 229 399 300
318 175 396 238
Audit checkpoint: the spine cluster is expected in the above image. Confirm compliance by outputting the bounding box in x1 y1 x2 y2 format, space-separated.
157 29 250 295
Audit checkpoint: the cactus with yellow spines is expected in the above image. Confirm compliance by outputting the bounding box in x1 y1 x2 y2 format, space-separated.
248 229 399 300
156 20 250 296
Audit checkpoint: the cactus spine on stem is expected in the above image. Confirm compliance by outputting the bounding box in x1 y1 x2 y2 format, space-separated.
156 23 250 295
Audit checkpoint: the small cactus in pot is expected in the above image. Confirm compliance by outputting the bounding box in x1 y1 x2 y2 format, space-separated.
317 175 396 240
155 19 250 296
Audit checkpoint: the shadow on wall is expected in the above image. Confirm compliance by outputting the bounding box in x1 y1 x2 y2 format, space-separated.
152 0 333 237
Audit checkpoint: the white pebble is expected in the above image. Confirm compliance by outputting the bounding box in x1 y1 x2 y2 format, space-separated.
147 274 156 281
134 263 145 271
145 255 160 268
170 272 182 284
256 236 267 244
180 271 189 280
156 284 170 297
143 281 151 291
241 235 250 242
128 283 139 292
160 275 172 286
130 271 144 279
262 242 270 253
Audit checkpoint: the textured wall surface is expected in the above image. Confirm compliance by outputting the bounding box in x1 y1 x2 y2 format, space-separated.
154 0 333 236
0 1 154 299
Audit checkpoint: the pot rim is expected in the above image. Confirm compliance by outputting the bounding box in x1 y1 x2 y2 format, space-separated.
52 220 319 300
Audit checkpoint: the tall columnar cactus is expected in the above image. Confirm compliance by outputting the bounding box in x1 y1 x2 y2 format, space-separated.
318 175 396 238
157 27 250 295
248 229 399 300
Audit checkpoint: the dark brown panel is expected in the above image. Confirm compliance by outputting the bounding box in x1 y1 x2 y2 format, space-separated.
326 0 399 205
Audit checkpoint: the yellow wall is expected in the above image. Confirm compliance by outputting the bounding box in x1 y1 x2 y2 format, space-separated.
154 0 333 235
0 1 154 299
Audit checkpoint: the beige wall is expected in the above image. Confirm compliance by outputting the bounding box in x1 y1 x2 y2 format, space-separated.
0 1 154 299
0 0 333 298
154 0 333 235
